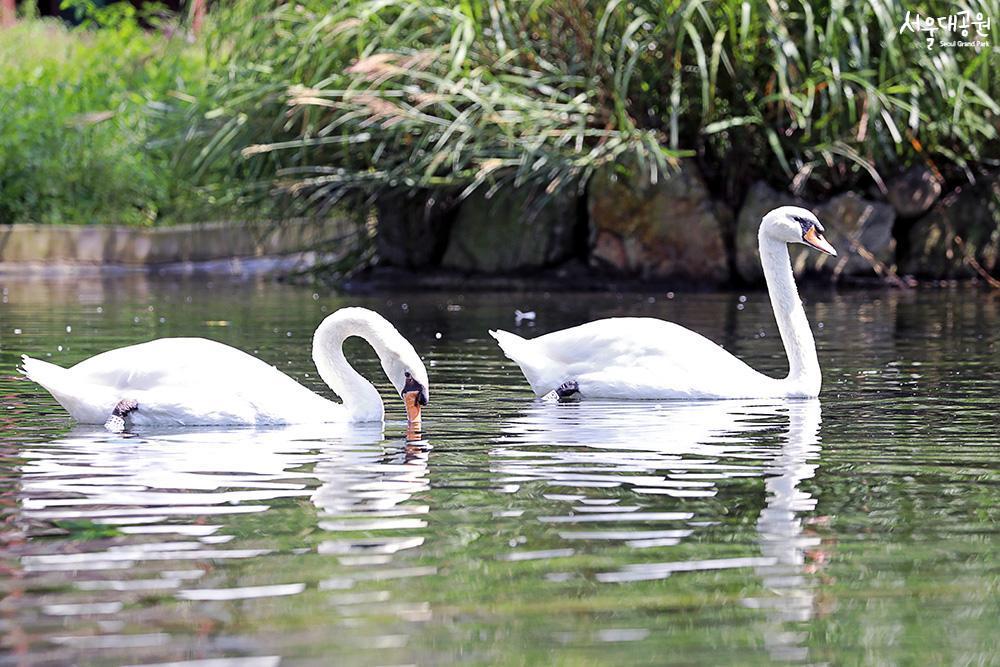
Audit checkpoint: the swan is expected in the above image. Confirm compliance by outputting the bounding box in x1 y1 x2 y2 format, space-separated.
490 206 836 400
19 307 429 431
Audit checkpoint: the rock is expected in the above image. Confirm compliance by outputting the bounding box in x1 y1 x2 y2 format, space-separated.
886 165 942 218
903 172 1000 278
735 181 896 282
814 193 896 275
587 160 728 282
376 190 457 269
441 185 580 273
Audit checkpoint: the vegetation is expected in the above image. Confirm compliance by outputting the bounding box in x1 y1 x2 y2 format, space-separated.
0 4 205 225
186 0 998 215
0 0 996 225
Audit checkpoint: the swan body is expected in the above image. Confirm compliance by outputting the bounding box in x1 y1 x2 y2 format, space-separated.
491 206 837 400
20 307 429 428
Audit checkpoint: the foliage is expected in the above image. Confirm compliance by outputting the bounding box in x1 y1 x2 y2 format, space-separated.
182 0 998 217
0 8 205 225
176 0 681 217
622 0 1000 198
2 1 996 227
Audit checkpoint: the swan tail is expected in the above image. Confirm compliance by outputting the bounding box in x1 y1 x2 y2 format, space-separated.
489 330 560 397
19 355 67 388
19 355 110 422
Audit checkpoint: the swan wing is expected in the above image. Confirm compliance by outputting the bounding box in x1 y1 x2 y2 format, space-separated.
67 338 288 390
23 338 339 425
496 318 775 399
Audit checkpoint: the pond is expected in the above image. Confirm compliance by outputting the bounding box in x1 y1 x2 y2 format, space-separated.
1 276 997 665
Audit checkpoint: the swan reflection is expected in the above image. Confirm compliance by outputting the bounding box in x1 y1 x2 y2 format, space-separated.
493 397 824 660
12 422 433 655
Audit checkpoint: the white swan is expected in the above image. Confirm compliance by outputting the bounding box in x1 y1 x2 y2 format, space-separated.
490 206 836 400
19 307 429 430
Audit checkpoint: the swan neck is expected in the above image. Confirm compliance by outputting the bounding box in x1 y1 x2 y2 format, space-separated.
313 314 387 422
759 234 821 395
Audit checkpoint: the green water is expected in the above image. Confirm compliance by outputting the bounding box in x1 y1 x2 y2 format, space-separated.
1 277 997 666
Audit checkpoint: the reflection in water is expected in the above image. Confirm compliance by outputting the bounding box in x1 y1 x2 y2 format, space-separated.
312 428 435 593
749 400 824 662
9 422 434 663
493 398 824 658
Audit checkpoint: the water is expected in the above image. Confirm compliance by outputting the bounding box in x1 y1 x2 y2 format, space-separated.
1 277 997 665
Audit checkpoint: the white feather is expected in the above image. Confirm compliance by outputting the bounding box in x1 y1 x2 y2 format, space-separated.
492 207 833 400
19 307 428 427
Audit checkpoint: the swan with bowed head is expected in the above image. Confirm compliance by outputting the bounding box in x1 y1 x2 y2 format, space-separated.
491 206 837 400
20 307 429 431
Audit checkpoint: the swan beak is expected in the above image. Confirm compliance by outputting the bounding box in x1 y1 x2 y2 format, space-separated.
804 226 837 256
404 390 424 424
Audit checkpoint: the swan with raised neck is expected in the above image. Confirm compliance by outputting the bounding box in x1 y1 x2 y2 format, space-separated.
490 206 837 400
758 206 836 397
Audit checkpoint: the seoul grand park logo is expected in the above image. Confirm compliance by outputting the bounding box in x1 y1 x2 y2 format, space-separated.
899 9 991 49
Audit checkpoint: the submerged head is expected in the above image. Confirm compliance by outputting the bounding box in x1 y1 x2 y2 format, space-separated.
380 340 429 425
761 206 837 256
314 306 430 425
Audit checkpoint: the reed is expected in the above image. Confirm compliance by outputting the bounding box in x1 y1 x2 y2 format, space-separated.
180 0 998 216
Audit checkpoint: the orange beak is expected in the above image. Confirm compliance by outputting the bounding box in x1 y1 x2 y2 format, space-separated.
404 391 422 424
803 226 837 256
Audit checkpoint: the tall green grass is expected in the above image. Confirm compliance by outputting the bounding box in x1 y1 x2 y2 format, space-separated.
176 0 683 216
182 0 998 217
0 9 205 225
2 1 996 227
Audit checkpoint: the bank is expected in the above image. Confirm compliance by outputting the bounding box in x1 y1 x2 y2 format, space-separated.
2 164 997 289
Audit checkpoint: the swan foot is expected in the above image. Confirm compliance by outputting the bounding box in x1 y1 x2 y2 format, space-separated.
104 398 138 433
555 380 581 401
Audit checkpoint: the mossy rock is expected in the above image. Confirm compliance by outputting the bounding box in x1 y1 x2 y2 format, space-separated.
587 160 729 282
903 173 1000 279
376 190 457 269
441 186 580 274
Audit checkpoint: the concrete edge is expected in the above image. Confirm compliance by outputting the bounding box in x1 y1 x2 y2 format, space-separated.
0 218 348 270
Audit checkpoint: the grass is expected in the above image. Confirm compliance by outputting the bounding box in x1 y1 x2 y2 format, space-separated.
181 0 998 217
0 6 206 225
1 1 996 229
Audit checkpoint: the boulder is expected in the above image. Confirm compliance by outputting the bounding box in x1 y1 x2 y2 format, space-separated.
587 160 728 282
442 185 580 273
903 173 1000 278
376 190 457 269
886 165 942 218
814 193 897 275
735 181 896 282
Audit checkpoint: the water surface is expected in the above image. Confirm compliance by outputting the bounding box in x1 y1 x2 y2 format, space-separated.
1 277 997 665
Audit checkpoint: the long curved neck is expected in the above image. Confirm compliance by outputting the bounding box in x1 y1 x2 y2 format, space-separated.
758 234 821 394
312 313 390 422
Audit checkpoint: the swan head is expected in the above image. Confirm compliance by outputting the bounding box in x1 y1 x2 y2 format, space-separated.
762 206 837 256
380 347 429 424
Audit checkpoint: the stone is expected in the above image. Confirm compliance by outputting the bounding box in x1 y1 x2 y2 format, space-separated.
442 185 580 273
814 193 897 275
886 165 942 218
735 181 896 282
376 190 457 269
587 159 728 282
903 172 1000 278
